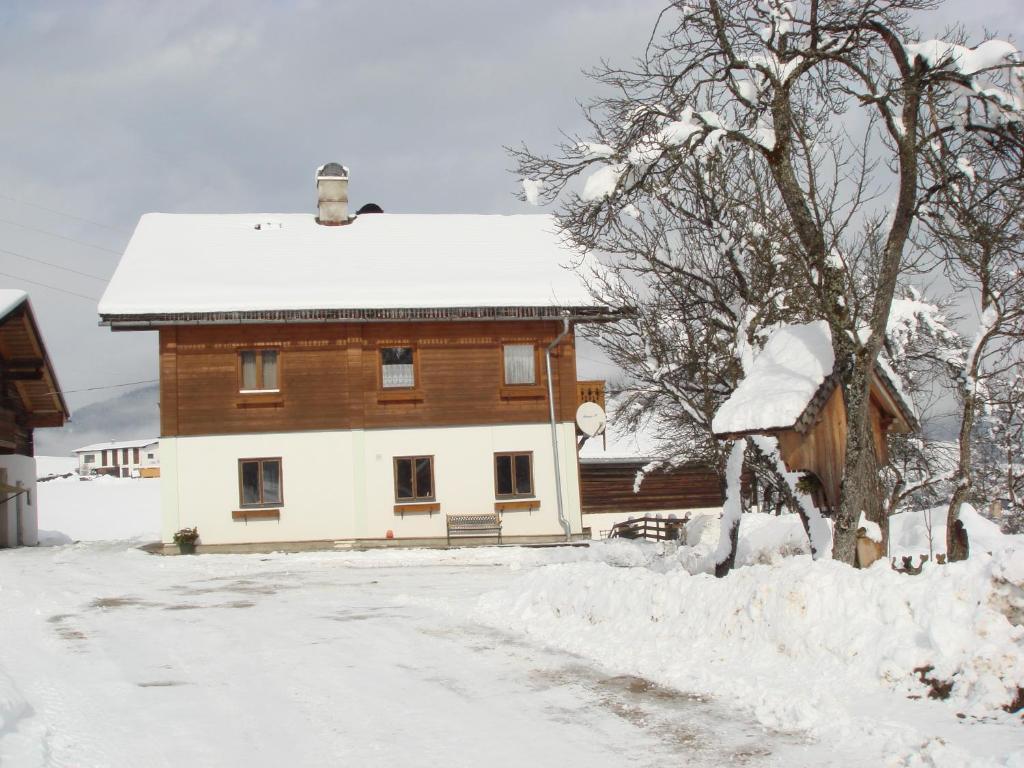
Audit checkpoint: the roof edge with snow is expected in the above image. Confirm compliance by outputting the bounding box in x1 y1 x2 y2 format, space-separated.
100 304 622 328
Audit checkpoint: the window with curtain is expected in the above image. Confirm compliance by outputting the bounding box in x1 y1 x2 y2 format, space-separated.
503 344 535 385
494 452 533 498
239 458 283 507
394 456 434 501
381 347 415 388
239 350 280 391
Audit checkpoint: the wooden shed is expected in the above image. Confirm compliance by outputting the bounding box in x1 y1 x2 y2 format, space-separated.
711 322 916 511
0 290 69 547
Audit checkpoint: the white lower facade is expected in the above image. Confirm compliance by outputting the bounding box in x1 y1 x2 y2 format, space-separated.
160 422 583 546
0 454 38 547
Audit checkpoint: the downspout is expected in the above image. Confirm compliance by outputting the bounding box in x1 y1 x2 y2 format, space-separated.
546 316 572 541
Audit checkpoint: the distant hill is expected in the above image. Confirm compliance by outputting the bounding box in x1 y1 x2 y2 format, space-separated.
35 384 159 457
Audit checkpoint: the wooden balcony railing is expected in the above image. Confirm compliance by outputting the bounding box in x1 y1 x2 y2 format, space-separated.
576 380 605 410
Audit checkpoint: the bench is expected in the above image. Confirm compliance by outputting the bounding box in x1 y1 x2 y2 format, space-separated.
446 513 502 546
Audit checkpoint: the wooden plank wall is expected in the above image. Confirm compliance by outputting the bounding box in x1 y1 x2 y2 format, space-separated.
160 321 578 437
580 462 725 514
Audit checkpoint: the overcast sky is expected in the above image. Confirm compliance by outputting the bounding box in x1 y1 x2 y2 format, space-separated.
0 0 1021 418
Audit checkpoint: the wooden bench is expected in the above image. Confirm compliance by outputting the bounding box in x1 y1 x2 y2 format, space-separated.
446 513 502 546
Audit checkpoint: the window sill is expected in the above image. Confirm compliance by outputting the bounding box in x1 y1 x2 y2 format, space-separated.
236 399 284 409
499 386 546 400
495 499 541 512
232 508 281 521
377 390 424 404
239 389 281 395
394 502 441 516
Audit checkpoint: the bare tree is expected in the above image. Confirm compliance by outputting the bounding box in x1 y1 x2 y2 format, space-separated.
921 131 1024 560
513 0 1024 564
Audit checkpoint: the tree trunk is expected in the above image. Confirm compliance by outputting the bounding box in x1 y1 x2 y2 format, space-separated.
834 357 880 565
714 439 746 578
946 384 976 562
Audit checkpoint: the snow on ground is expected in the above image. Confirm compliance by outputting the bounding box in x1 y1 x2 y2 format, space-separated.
475 535 1024 766
35 476 160 544
4 479 1024 766
0 544 816 767
34 456 77 479
891 504 1023 560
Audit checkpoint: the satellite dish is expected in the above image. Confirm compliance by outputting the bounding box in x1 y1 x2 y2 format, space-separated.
576 401 607 437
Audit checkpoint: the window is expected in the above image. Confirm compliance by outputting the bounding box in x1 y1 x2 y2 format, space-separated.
239 458 283 507
240 350 279 392
381 347 415 389
495 452 533 498
394 456 434 501
147 453 155 460
503 344 536 385
83 454 95 464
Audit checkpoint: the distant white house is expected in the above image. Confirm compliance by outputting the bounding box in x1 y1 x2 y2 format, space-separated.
74 439 160 478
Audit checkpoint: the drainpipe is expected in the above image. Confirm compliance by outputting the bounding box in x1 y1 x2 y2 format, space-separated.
545 316 572 541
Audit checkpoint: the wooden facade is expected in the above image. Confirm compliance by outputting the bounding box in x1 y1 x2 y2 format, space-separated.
776 383 902 510
720 370 915 512
580 462 725 514
159 320 579 438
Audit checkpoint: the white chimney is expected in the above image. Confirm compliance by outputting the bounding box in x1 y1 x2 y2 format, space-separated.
316 162 350 225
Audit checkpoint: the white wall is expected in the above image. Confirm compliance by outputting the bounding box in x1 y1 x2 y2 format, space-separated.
0 454 38 547
161 422 582 546
78 442 160 475
78 452 98 474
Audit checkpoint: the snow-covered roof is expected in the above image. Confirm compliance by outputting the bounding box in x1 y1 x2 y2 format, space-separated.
0 289 28 320
712 321 917 437
578 415 660 463
74 438 159 454
713 321 835 436
99 213 602 321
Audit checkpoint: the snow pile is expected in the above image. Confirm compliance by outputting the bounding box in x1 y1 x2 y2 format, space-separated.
35 455 77 480
677 511 811 573
0 670 45 766
36 476 160 543
476 550 1024 763
712 320 834 434
891 503 1022 560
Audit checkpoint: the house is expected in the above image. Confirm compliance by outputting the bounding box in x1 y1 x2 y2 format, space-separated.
74 438 160 477
578 401 727 537
0 290 69 547
712 321 917 510
97 163 616 548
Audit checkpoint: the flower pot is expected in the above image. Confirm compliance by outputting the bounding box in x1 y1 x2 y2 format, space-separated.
177 542 197 555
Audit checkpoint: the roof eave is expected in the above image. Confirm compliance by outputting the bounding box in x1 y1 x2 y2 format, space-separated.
99 305 627 329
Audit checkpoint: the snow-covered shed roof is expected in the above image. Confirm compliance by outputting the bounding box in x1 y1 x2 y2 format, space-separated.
712 321 916 437
99 213 610 326
74 438 159 454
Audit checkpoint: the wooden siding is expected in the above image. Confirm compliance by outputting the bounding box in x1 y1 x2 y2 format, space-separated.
580 462 725 514
159 321 579 437
778 386 895 510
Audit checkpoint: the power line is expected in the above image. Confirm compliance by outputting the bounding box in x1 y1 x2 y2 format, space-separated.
0 246 109 282
0 215 123 254
0 269 100 302
0 192 130 234
44 378 158 397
